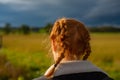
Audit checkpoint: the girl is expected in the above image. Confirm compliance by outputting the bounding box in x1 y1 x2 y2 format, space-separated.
33 18 113 80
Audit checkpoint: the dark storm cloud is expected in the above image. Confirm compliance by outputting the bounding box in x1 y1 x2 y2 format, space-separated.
0 0 120 26
85 0 120 25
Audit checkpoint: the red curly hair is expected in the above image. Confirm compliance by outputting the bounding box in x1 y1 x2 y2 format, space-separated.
45 18 91 78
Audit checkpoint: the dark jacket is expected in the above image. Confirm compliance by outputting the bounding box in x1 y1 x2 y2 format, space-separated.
33 61 113 80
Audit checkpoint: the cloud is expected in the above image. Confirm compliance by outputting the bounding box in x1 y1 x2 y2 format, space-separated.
0 0 25 4
0 0 120 26
0 0 32 11
33 0 97 21
86 0 120 18
0 0 62 11
84 0 120 25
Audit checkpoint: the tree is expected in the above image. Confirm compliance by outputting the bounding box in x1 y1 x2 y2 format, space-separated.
3 23 11 34
20 24 31 34
44 23 53 33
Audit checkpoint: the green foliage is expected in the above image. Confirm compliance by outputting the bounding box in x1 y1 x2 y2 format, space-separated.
44 23 53 33
0 53 43 80
39 28 46 33
89 26 120 32
3 23 11 34
19 24 31 34
0 22 120 34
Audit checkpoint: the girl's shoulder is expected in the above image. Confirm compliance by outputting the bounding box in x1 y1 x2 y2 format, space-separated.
52 72 113 80
33 72 113 80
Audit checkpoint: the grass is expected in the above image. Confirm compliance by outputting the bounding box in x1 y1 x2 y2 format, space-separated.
0 33 120 80
90 33 120 80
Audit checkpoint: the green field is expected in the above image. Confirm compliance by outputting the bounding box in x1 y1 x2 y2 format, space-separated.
0 33 120 80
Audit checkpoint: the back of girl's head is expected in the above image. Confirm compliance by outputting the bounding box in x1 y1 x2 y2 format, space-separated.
45 18 91 78
50 18 91 60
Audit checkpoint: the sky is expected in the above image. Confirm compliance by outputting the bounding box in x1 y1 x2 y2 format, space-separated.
0 0 120 27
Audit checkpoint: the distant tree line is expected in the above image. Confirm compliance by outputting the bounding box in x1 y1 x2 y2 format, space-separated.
0 23 53 35
0 23 32 35
88 26 120 32
0 23 120 35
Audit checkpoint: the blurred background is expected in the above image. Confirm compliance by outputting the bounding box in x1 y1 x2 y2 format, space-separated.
0 0 120 80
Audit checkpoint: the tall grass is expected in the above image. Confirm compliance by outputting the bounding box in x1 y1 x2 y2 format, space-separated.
0 33 120 80
90 33 120 80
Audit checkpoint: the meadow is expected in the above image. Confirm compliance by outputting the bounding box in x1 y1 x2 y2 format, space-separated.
0 33 120 80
